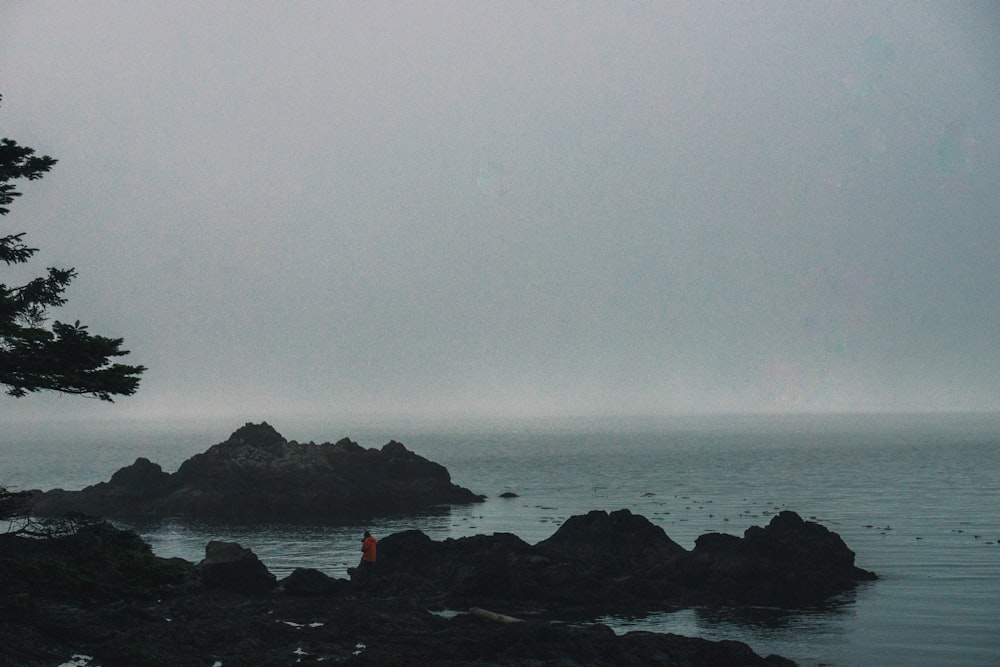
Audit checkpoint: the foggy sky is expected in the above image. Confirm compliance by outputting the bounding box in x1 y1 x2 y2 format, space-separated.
2 1 999 420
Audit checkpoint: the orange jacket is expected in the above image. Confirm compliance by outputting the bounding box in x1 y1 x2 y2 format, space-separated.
361 535 377 563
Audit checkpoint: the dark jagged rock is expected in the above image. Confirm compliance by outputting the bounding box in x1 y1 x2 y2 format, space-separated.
282 567 350 596
1 520 796 666
26 422 484 524
108 456 171 494
361 509 875 609
372 529 537 600
3 506 874 663
674 510 878 605
198 540 276 594
535 509 687 577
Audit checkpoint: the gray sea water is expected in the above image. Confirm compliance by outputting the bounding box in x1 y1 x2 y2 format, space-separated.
2 412 998 666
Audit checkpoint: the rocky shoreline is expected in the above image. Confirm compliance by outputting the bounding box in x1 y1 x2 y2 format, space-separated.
1 506 875 666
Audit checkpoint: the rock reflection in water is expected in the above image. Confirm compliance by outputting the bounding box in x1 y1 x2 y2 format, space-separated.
598 594 861 666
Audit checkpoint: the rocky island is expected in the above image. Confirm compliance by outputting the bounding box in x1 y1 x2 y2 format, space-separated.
26 422 484 523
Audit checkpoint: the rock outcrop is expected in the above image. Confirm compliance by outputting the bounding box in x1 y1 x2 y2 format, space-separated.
363 508 876 609
676 509 876 605
0 513 807 666
27 422 484 524
198 540 276 594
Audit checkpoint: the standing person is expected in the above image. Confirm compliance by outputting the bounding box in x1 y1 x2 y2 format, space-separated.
360 530 377 569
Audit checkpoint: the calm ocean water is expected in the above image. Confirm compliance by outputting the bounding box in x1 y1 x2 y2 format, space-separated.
2 412 998 666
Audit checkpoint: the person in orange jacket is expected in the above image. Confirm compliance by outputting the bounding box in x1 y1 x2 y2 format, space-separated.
360 530 377 568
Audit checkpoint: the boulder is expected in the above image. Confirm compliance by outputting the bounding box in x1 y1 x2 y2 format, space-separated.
198 540 276 594
671 510 878 605
370 530 536 599
535 508 687 577
27 422 484 524
281 567 348 596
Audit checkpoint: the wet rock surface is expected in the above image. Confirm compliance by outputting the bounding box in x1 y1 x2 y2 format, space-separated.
1 590 795 666
0 508 877 665
199 540 277 595
25 422 484 523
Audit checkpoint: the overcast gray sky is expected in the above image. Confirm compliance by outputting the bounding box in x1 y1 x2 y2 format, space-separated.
2 1 998 420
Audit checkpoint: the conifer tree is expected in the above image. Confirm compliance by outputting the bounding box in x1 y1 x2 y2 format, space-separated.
1 94 145 401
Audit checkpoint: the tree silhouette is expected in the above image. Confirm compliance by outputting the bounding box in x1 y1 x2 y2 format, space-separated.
1 94 145 401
